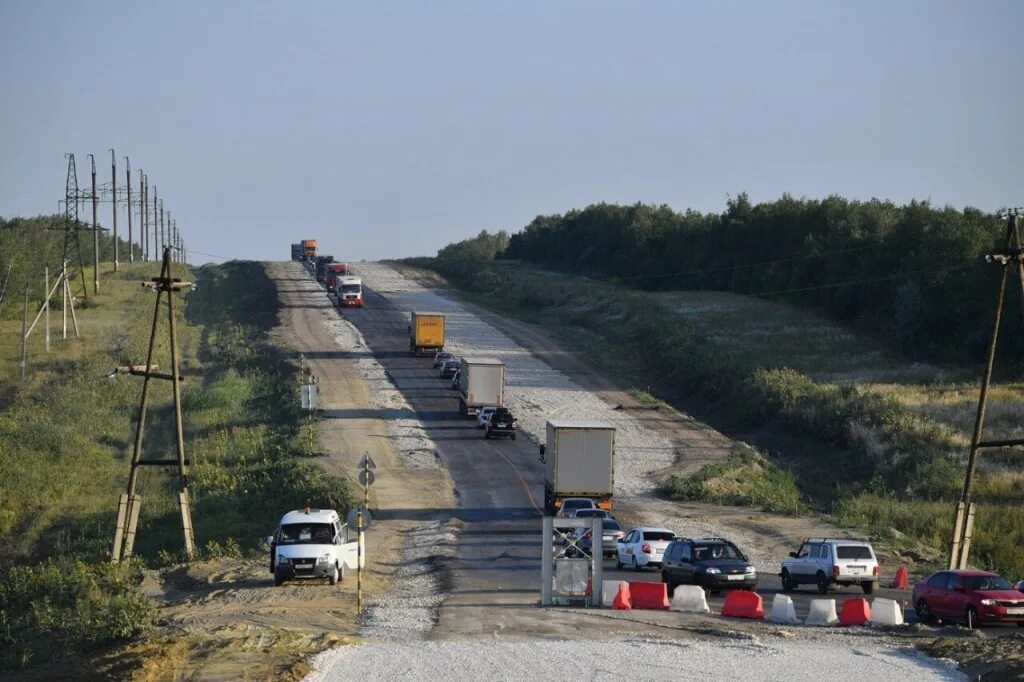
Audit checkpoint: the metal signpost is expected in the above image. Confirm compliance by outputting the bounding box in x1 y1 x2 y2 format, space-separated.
354 453 376 616
541 516 603 607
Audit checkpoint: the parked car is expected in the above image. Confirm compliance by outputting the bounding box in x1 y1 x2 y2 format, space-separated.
450 370 460 389
616 527 676 571
440 358 460 379
433 351 454 369
661 537 757 596
570 518 625 558
556 497 596 518
268 508 356 586
484 408 517 439
781 538 879 594
476 406 498 428
913 570 1024 628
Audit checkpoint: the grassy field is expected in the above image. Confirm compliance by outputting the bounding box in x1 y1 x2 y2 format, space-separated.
407 258 1024 577
0 257 354 671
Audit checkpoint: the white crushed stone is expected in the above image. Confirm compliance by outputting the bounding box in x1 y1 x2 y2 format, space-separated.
305 637 963 682
357 520 458 639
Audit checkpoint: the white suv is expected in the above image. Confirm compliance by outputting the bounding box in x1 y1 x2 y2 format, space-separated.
781 538 879 595
269 508 358 586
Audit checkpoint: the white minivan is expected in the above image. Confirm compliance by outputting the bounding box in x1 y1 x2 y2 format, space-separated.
269 508 358 586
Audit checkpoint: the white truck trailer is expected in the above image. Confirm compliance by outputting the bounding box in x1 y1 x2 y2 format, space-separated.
539 420 615 516
457 357 505 416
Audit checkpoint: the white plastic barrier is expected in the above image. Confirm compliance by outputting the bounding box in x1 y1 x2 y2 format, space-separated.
869 598 904 626
669 585 710 613
804 598 839 626
602 580 626 608
768 594 799 624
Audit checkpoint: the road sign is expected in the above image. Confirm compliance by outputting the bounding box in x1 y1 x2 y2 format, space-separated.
347 507 372 531
358 469 375 486
301 383 319 410
359 453 377 469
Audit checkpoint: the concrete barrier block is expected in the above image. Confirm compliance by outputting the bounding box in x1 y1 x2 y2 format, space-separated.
805 598 839 626
602 580 626 608
670 585 710 613
768 594 799 624
869 598 904 626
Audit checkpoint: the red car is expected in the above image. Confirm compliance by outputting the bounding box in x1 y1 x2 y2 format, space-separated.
913 569 1024 628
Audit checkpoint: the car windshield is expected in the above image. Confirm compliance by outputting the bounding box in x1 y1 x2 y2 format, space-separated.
278 523 334 544
836 545 873 560
693 542 743 560
642 531 675 542
967 576 1013 591
340 284 360 294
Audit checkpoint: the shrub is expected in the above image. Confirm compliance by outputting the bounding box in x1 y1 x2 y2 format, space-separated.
0 559 154 671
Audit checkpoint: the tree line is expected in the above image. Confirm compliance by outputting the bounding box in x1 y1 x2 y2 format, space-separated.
436 196 1018 365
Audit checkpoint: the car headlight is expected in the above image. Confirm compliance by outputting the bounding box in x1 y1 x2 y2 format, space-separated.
980 599 996 606
704 567 721 574
277 554 290 565
317 553 331 564
745 566 757 574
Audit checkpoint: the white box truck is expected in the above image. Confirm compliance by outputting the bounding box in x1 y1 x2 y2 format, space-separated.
458 357 505 416
539 420 615 515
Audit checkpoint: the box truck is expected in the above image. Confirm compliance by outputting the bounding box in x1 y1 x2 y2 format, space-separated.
539 421 615 515
325 263 349 293
409 312 445 355
315 255 335 282
458 358 505 416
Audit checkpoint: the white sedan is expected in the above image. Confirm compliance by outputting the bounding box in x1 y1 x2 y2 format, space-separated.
476 406 497 428
615 527 676 571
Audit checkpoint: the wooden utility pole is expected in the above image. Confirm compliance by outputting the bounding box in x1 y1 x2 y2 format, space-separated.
112 246 196 562
110 150 119 272
126 158 134 263
949 209 1024 569
90 154 99 294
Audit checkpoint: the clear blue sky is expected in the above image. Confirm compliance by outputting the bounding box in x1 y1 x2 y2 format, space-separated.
2 1 1022 263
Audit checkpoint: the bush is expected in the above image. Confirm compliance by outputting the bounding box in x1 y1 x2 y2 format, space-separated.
659 444 804 515
0 559 154 670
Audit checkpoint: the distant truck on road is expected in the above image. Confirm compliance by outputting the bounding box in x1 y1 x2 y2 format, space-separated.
325 263 349 293
301 239 318 260
539 420 615 516
315 255 335 282
458 357 505 416
291 243 303 260
336 276 363 307
409 312 445 356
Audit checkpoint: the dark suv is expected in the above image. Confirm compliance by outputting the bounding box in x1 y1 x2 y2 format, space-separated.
484 407 517 440
660 537 757 595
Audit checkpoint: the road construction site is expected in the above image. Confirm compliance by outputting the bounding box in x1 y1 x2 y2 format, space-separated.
256 259 999 681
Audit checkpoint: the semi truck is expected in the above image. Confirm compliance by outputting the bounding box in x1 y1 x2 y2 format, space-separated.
336 276 363 307
409 312 445 356
457 358 505 416
539 421 615 515
325 263 349 293
290 243 303 260
301 239 318 260
315 255 335 282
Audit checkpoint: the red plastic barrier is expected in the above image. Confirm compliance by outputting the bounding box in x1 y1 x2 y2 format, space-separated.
720 590 764 619
839 597 871 626
612 582 632 610
628 581 670 610
890 565 909 589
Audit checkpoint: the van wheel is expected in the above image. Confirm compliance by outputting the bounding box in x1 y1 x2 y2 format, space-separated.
816 572 830 595
329 564 339 586
862 581 877 595
781 570 797 593
274 576 284 587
